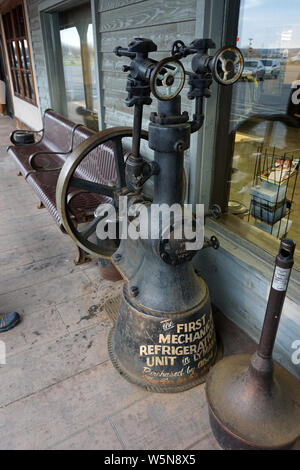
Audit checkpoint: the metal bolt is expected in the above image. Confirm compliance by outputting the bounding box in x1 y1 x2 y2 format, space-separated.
130 286 139 297
175 141 184 152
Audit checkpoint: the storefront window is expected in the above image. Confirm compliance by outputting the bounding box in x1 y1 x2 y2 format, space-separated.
228 0 300 248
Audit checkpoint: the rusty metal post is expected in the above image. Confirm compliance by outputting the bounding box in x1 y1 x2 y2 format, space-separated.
206 238 300 450
258 238 295 358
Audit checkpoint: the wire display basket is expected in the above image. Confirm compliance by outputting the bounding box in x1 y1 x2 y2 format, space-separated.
248 146 299 239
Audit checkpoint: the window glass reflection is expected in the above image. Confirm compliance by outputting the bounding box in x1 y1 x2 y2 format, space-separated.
19 41 25 69
24 40 30 70
229 0 300 244
12 41 18 67
28 73 33 99
59 4 98 130
60 26 85 124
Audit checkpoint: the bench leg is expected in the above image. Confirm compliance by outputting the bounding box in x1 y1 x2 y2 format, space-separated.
74 245 90 265
37 201 45 209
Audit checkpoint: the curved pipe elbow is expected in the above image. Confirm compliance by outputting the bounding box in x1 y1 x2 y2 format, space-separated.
190 114 204 133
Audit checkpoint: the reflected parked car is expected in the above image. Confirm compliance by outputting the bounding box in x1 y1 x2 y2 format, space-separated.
289 54 300 65
242 59 265 81
261 59 280 79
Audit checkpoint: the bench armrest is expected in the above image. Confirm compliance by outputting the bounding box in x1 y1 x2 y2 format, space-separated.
25 166 64 180
10 129 44 145
29 150 71 171
28 122 82 170
26 155 64 177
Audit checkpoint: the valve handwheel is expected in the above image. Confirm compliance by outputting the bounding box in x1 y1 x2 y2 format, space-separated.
211 46 244 85
171 40 186 57
150 57 185 101
56 127 148 258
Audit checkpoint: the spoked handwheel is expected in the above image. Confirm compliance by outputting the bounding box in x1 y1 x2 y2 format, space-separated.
56 127 148 258
211 46 244 85
150 57 186 101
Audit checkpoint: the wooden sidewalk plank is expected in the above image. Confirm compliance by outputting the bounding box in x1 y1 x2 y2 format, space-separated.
0 323 111 407
0 306 68 358
56 281 122 333
48 417 123 450
0 270 94 314
0 362 147 450
0 255 91 296
109 386 211 450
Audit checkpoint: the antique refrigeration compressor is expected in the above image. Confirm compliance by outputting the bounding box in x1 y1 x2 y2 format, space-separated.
56 38 244 392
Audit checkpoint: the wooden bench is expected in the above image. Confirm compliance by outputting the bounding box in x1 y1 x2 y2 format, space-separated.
7 109 118 265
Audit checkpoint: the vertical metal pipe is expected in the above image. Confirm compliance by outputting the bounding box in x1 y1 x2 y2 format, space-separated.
150 96 188 205
153 151 184 205
257 238 295 359
132 104 143 160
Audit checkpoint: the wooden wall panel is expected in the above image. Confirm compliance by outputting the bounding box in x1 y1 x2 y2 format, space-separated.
100 21 196 53
99 0 145 12
22 0 197 129
99 0 195 32
97 0 197 135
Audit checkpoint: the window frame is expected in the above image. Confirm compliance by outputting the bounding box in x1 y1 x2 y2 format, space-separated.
1 0 37 106
39 0 103 130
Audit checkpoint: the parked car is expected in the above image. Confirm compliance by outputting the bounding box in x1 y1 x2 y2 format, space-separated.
289 54 300 65
242 59 265 81
260 59 281 78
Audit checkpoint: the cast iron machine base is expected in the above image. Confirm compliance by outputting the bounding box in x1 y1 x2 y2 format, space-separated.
108 276 223 393
206 239 300 449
